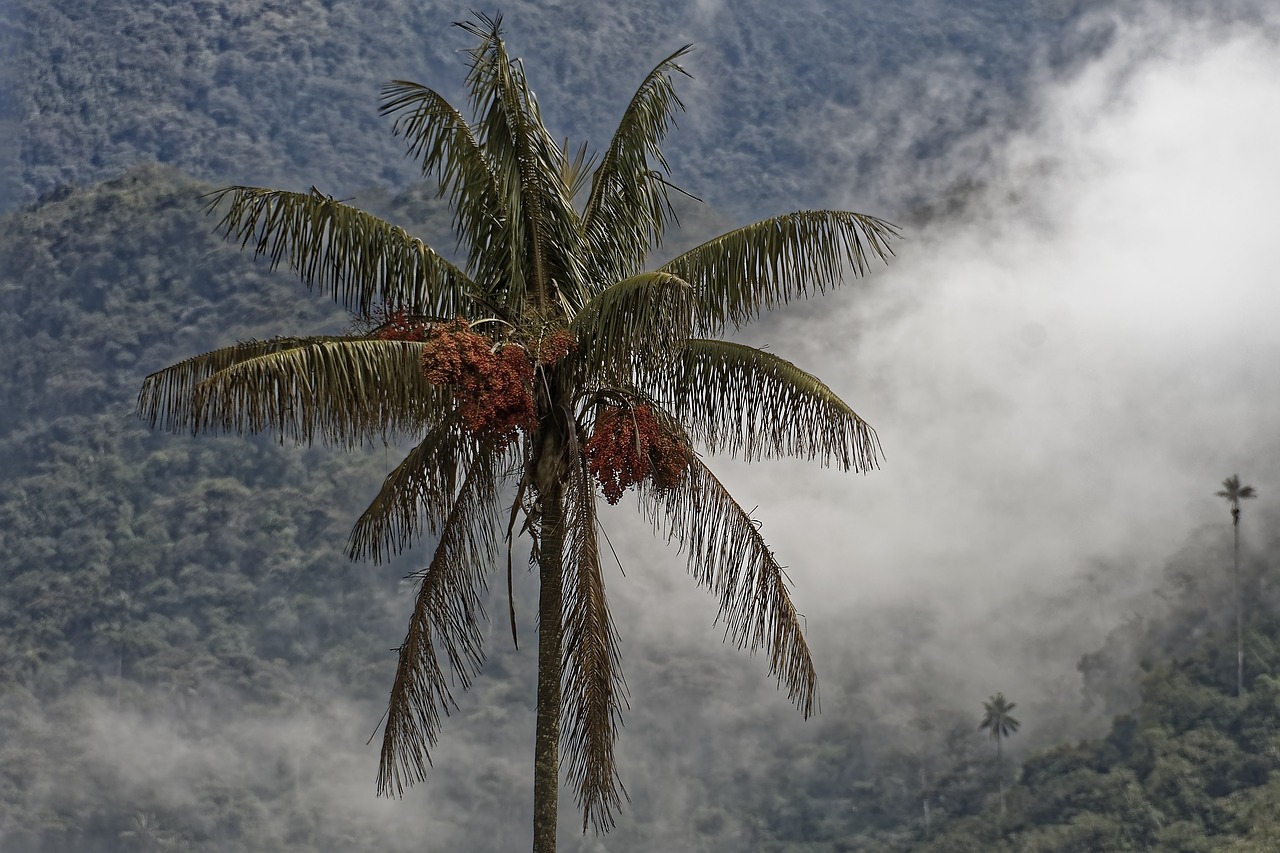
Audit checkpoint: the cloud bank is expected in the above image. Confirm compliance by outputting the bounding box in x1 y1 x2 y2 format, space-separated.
667 5 1280 736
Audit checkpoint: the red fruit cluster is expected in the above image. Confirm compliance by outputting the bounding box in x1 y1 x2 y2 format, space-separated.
584 404 688 504
420 319 536 441
372 308 429 342
533 327 577 365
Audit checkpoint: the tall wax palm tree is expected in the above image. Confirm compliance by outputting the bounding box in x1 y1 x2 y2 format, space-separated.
137 17 896 853
978 692 1019 814
1217 474 1257 696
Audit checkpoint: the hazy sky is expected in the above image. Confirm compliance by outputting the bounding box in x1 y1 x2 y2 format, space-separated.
10 0 1280 849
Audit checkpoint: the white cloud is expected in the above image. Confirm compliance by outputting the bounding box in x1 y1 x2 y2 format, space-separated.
606 5 1280 746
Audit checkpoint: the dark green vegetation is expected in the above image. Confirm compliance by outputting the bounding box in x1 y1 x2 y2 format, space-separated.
5 0 1133 216
0 165 428 851
2 163 1277 852
909 619 1280 850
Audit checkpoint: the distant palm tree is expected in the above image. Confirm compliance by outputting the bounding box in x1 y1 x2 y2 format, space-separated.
919 761 933 839
978 693 1019 814
118 812 171 852
1216 474 1257 696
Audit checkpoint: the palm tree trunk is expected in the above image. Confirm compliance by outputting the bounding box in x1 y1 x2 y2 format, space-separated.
533 478 565 853
1235 520 1243 696
920 766 930 839
996 735 1005 817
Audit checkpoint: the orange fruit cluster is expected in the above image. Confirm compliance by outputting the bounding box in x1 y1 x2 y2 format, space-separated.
420 319 536 441
533 327 577 366
584 404 688 504
372 308 429 342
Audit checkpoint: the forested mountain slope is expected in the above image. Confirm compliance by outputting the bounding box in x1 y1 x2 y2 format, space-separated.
1 165 1276 851
905 619 1280 852
0 165 475 852
4 0 1131 215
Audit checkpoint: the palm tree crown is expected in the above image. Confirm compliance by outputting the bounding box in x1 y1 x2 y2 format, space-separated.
137 15 897 849
1217 474 1257 526
979 693 1020 744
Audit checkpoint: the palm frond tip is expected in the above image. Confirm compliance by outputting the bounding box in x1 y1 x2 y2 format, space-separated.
662 210 899 332
641 458 817 717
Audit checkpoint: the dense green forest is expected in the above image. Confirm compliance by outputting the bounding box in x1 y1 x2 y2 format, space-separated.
0 165 1276 851
2 0 1133 216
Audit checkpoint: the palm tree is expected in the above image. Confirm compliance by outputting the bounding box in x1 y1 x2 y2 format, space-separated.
978 693 1019 814
119 811 172 852
137 16 896 852
1216 474 1257 696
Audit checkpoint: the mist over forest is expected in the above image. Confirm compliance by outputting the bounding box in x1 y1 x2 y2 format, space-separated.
3 0 1280 850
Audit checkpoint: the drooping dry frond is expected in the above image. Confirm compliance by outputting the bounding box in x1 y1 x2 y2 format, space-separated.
379 81 507 303
568 271 694 385
581 45 693 284
560 454 628 833
347 414 479 564
645 339 880 472
139 337 451 447
660 210 899 333
203 186 480 319
457 14 587 316
639 455 817 717
377 442 514 797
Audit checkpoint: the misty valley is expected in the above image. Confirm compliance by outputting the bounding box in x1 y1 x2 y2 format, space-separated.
6 0 1280 847
1 165 1277 852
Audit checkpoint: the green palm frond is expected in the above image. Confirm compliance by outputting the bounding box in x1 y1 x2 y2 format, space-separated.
581 46 693 284
140 337 451 447
139 336 317 432
377 442 514 797
561 139 598 202
640 456 817 717
646 339 880 472
457 15 586 317
347 414 481 564
660 210 899 333
561 453 628 833
203 186 480 319
379 81 508 302
569 271 694 385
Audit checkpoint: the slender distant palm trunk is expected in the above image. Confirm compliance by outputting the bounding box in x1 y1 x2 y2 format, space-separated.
1234 519 1243 696
533 478 565 853
996 736 1005 816
920 767 930 839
